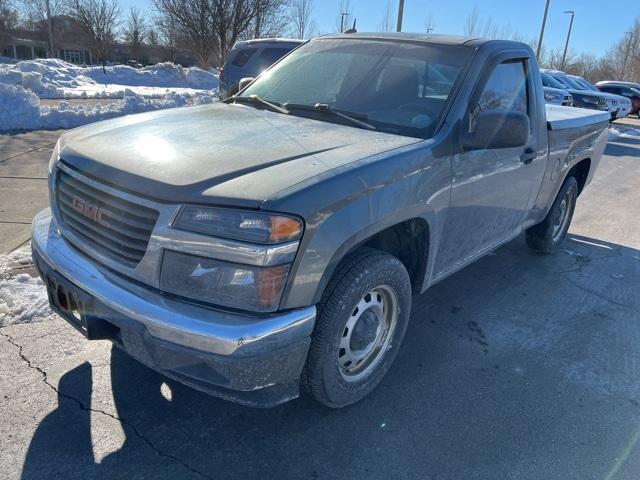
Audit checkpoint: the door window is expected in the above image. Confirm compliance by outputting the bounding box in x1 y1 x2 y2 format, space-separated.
478 60 529 115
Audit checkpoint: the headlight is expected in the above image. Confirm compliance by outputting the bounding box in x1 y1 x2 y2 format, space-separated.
544 92 561 101
174 206 303 244
160 250 289 312
166 206 304 312
582 96 598 104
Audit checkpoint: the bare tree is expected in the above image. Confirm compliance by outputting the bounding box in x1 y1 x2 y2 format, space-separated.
155 14 182 62
544 47 576 70
20 0 67 57
377 0 393 32
211 0 258 62
122 7 146 62
463 5 513 40
153 0 273 67
335 0 352 33
424 10 435 33
463 4 479 36
290 0 315 39
70 0 120 72
251 0 288 38
153 0 215 67
1 0 19 54
147 28 158 45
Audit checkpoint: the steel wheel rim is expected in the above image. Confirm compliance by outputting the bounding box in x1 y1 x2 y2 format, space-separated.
552 190 573 242
338 285 399 382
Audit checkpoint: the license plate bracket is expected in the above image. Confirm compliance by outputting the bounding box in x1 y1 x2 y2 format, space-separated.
44 270 117 340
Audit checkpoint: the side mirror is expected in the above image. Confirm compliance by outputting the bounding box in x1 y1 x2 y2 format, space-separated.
463 109 529 150
238 77 255 92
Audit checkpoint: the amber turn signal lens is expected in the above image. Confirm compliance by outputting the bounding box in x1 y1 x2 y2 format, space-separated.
258 264 290 308
270 216 303 243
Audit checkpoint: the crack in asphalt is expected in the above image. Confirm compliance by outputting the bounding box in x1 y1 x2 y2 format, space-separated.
562 277 640 313
0 330 213 480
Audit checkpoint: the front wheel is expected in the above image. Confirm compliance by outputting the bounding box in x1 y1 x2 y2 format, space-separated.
526 175 578 254
304 249 412 408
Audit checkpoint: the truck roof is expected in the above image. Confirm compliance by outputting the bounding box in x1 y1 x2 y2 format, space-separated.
320 32 520 48
233 38 305 47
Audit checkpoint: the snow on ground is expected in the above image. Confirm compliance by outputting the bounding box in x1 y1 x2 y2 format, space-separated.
0 57 221 131
0 245 54 327
0 83 217 131
608 126 640 141
0 58 219 99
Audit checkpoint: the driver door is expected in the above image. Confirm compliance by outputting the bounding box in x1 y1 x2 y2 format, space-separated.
434 55 541 277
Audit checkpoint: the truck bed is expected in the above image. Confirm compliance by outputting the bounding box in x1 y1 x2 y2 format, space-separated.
546 104 610 130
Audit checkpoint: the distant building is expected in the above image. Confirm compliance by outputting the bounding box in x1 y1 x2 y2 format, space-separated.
1 16 198 67
2 17 94 64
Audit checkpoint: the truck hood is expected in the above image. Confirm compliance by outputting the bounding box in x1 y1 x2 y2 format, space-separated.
60 103 419 208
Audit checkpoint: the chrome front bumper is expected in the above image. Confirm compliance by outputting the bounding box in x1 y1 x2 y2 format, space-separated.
32 208 316 406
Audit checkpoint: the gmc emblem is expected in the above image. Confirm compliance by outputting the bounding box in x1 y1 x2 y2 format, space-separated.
71 196 110 226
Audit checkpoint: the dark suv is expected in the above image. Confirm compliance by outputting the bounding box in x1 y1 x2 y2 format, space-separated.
219 38 304 99
596 82 640 117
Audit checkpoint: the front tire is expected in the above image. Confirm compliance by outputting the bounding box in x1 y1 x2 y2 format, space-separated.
304 249 412 408
526 175 578 254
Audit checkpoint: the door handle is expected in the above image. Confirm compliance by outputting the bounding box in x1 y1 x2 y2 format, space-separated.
520 147 536 164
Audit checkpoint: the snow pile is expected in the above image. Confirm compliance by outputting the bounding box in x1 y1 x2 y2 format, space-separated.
0 246 54 327
0 58 219 98
608 127 640 141
0 84 217 131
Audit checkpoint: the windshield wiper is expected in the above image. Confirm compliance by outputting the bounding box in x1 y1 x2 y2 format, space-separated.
285 103 377 131
233 95 289 115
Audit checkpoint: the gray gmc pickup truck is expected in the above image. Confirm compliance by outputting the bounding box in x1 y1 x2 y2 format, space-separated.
32 33 609 408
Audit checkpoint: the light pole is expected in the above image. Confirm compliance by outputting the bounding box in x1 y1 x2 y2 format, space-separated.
340 12 349 33
396 0 405 32
623 31 635 80
536 0 551 58
560 10 575 70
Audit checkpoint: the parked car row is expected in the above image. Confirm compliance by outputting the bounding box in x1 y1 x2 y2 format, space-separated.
541 69 639 120
596 81 640 117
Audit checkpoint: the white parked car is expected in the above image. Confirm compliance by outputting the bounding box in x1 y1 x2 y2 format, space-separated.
569 74 630 119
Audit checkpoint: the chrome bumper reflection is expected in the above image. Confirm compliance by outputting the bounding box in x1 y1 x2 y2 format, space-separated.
31 208 316 357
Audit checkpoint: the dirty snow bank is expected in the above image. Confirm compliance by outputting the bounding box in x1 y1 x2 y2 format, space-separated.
608 126 640 141
0 58 219 98
0 246 54 327
0 83 216 131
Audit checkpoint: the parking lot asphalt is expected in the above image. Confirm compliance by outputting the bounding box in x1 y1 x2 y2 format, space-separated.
1 121 640 479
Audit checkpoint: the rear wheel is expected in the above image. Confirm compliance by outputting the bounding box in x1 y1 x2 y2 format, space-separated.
526 175 578 254
304 249 412 408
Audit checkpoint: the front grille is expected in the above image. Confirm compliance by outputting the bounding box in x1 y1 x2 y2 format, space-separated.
597 98 607 106
55 167 159 267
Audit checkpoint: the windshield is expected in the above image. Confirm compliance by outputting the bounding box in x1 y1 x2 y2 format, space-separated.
546 73 572 89
541 73 566 90
240 38 472 138
558 74 584 90
572 76 599 92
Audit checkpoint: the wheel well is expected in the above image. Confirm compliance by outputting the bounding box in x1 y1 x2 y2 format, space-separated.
360 219 429 294
569 158 591 195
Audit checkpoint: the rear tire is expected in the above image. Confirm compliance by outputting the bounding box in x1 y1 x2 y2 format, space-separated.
526 175 578 254
304 249 412 408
